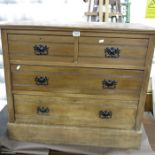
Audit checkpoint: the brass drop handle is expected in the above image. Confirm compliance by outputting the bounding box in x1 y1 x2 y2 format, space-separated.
37 106 49 114
33 44 48 55
102 80 117 89
35 76 48 85
105 47 120 58
99 110 112 119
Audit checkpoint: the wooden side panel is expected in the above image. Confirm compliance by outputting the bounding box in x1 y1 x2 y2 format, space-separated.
14 94 137 129
8 123 141 149
1 30 14 122
136 36 155 130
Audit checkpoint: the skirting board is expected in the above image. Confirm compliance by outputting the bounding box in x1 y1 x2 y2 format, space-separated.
7 123 141 149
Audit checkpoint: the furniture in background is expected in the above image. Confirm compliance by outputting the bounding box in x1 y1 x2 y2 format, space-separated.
85 0 130 22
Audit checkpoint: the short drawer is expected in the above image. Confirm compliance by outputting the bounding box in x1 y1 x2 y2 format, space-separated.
11 65 143 100
14 94 137 129
8 34 74 63
78 37 148 68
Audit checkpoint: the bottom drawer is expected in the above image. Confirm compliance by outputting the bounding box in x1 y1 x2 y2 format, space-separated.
14 94 137 129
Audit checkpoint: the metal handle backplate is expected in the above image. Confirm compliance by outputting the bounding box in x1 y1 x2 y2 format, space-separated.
99 110 112 119
34 44 48 55
37 106 49 114
105 47 120 58
35 76 48 85
102 80 117 89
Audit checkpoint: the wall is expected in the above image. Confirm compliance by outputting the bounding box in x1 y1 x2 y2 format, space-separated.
130 0 155 78
130 0 155 27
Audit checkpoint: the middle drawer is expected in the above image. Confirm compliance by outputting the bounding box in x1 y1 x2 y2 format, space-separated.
11 65 143 101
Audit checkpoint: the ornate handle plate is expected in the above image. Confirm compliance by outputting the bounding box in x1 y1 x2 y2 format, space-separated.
37 106 49 114
102 80 117 89
99 110 112 119
105 47 120 58
35 76 48 85
33 44 48 55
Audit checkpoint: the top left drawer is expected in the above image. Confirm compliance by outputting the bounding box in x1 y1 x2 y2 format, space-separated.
8 34 74 63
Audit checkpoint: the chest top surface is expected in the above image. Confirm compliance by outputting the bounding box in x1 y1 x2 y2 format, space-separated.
1 22 155 34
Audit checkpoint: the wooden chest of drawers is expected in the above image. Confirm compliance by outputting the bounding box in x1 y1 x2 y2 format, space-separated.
1 23 155 148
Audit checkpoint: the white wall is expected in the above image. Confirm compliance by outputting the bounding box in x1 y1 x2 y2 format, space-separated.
130 0 155 78
130 0 155 27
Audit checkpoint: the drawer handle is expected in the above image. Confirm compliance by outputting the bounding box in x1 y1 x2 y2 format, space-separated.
33 44 48 55
105 47 120 58
102 80 117 89
37 106 49 114
35 76 48 85
99 110 112 119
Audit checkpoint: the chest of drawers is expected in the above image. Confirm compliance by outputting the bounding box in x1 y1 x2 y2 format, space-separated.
1 23 155 148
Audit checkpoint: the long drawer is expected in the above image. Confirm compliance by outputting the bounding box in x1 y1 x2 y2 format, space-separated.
78 37 148 68
14 94 137 129
8 34 74 63
11 65 143 100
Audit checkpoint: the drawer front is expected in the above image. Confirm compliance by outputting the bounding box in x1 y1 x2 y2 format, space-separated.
79 37 148 68
11 65 143 100
14 94 137 129
8 34 74 62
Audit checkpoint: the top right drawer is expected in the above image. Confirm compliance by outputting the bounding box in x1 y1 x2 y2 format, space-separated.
78 36 148 69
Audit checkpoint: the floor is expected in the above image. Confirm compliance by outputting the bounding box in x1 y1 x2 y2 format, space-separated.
50 114 155 154
143 112 155 151
0 110 155 155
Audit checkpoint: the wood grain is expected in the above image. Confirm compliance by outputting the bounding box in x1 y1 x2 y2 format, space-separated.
145 93 153 112
14 94 137 129
79 36 148 45
8 34 74 62
1 23 155 149
73 37 79 63
6 30 150 39
10 59 145 70
1 22 155 33
1 30 15 122
8 34 74 42
9 41 74 57
78 37 147 68
8 123 141 149
135 36 155 130
11 65 143 100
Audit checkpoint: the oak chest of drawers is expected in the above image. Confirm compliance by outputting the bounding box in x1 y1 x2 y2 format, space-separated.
1 23 155 148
